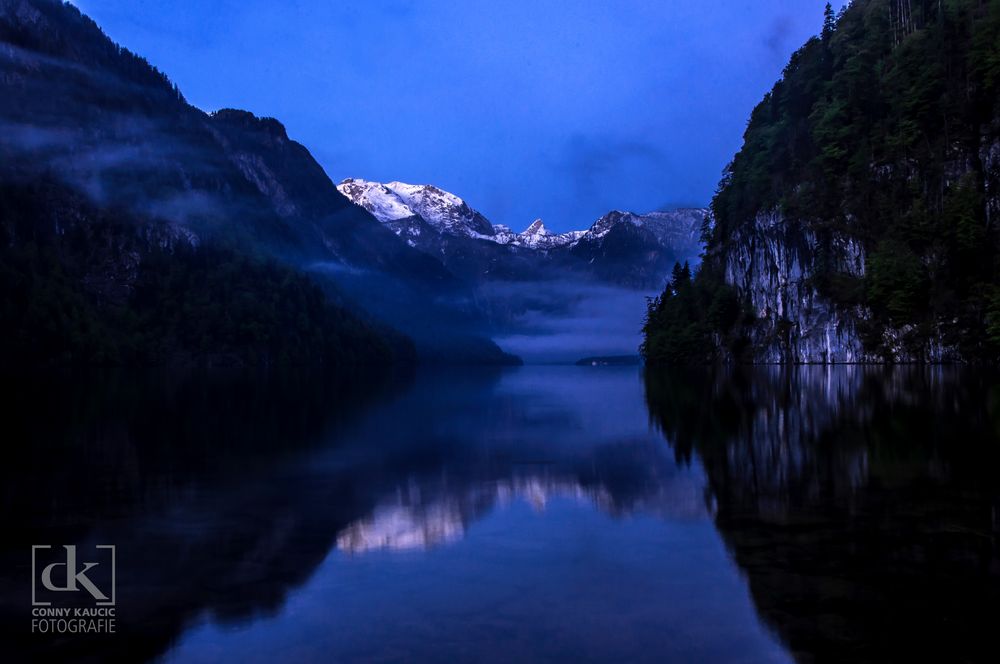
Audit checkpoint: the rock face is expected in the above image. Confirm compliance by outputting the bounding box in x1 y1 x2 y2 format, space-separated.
689 1 1000 364
720 209 970 363
722 210 869 363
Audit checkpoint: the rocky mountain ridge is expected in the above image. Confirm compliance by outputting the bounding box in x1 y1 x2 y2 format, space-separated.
339 178 706 287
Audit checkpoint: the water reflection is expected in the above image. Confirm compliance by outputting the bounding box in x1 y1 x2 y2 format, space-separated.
335 466 705 554
4 365 995 663
644 366 1000 664
1 368 411 662
157 368 777 664
3 367 750 663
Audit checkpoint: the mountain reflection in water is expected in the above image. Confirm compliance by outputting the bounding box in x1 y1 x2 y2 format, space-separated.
335 467 706 554
1 365 997 663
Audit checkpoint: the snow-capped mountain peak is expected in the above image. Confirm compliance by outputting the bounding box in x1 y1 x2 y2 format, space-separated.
584 208 706 246
587 210 641 239
515 219 585 249
337 178 415 223
338 178 705 269
338 178 495 239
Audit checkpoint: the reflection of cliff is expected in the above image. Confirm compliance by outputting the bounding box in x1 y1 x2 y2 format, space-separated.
644 367 1000 664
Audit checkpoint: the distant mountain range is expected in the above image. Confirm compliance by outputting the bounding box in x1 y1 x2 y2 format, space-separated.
0 0 706 367
339 178 706 287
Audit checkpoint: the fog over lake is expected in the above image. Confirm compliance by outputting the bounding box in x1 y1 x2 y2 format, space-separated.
485 280 655 363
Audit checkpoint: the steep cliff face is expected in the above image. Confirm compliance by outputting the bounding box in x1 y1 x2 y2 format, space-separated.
714 1 1000 364
721 210 869 363
722 118 1000 363
720 209 973 363
644 0 1000 364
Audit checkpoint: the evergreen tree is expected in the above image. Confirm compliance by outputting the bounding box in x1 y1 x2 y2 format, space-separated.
822 2 836 42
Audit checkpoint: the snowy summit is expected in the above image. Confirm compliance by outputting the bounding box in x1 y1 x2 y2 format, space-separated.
338 178 495 239
339 178 705 257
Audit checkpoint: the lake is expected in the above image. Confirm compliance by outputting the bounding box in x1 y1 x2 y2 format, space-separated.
2 366 997 663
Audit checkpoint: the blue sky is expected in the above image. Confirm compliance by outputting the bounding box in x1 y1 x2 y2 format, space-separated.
75 0 845 232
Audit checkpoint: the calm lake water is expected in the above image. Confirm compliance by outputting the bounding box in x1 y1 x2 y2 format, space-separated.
2 366 998 663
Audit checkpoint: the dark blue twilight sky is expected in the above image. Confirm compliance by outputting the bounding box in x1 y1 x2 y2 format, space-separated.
74 0 846 232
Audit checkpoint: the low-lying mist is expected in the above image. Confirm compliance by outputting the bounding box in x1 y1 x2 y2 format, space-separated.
481 279 655 364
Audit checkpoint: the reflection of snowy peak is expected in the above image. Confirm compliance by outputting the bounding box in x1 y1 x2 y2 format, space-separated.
336 469 705 554
335 476 594 553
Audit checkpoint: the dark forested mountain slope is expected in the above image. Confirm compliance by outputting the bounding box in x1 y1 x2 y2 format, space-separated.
0 0 451 280
644 0 1000 363
0 0 521 366
0 173 413 367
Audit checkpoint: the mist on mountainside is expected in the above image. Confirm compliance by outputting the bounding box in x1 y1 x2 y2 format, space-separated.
0 1 521 365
